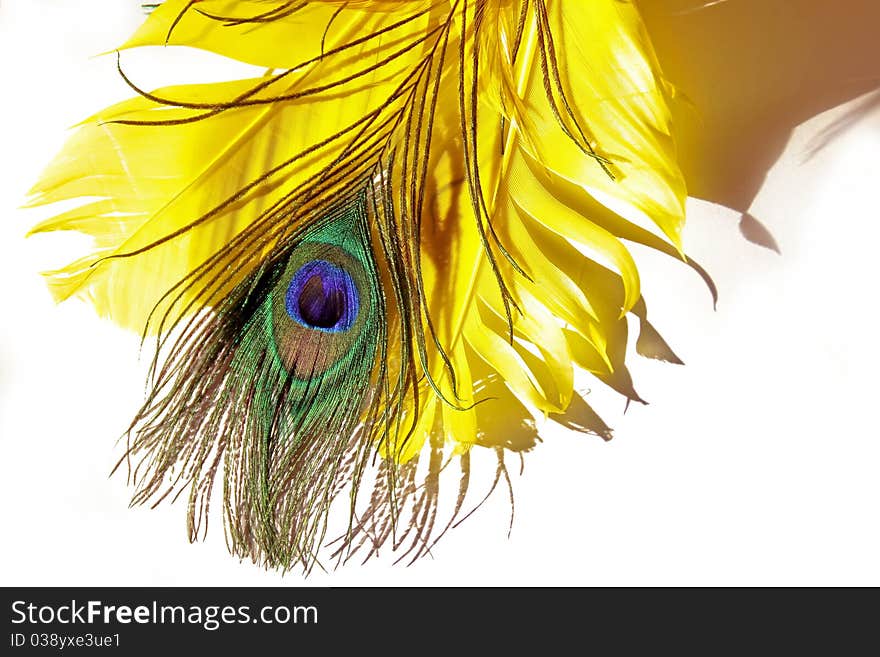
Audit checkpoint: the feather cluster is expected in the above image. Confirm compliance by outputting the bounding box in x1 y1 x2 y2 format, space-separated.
28 0 709 571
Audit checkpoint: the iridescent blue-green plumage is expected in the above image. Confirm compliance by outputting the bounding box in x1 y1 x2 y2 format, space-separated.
125 197 389 570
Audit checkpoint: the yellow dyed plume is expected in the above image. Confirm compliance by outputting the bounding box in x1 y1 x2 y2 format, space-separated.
27 0 701 571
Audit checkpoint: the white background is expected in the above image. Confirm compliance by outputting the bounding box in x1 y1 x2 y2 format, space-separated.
1 0 878 586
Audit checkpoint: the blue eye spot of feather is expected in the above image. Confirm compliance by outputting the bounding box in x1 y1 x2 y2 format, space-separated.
285 260 359 332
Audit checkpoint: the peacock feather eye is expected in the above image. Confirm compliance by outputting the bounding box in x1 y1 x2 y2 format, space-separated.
267 214 380 386
285 260 359 332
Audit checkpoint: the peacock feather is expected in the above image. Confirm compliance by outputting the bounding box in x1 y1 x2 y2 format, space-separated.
27 0 713 571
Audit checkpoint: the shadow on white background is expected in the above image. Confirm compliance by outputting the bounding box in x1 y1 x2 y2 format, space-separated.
0 0 878 585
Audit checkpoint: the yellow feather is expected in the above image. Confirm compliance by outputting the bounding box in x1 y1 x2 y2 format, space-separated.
30 0 686 450
379 0 686 458
27 0 702 569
